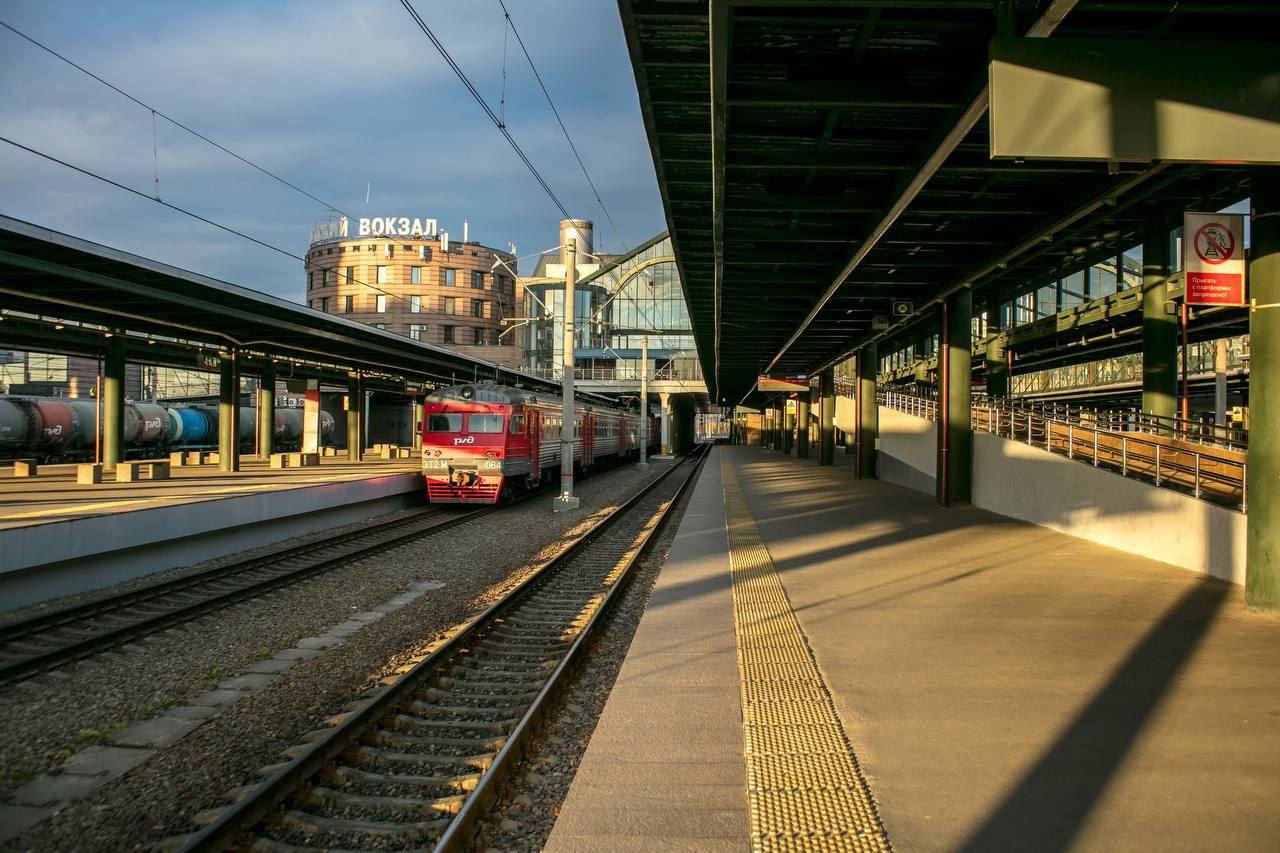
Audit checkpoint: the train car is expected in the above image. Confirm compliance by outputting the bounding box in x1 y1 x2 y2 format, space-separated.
421 382 659 504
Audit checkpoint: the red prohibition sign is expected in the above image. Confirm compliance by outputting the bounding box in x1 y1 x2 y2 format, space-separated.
1194 222 1235 266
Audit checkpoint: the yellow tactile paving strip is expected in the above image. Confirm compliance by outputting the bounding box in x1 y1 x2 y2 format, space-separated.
722 457 890 852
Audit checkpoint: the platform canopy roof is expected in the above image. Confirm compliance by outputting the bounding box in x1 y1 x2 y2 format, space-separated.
0 215 577 396
618 0 1274 402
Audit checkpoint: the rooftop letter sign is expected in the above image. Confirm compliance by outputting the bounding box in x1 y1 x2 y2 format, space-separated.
1184 211 1247 306
989 38 1280 164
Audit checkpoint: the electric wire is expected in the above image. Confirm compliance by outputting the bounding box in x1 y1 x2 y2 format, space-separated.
0 135 425 314
497 0 629 255
0 19 353 220
397 0 571 221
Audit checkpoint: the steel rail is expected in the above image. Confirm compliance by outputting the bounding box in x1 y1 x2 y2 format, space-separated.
177 446 709 852
0 506 489 686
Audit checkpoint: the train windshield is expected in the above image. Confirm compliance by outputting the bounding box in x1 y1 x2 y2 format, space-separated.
427 413 462 432
468 414 504 433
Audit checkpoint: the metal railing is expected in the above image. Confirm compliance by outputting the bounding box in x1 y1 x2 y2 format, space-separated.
877 390 1246 511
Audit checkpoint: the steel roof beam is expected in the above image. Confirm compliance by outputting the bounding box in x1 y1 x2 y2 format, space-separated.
761 0 1078 380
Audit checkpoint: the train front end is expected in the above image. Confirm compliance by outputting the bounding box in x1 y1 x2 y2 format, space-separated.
421 391 509 504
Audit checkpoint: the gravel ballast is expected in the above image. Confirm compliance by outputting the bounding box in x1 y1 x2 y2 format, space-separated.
2 460 672 851
471 462 702 851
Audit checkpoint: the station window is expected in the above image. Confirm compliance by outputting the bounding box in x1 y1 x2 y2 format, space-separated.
443 325 456 344
345 266 354 283
376 265 389 285
443 268 456 287
469 414 504 433
344 295 353 313
473 327 484 346
373 323 387 330
409 294 421 313
376 294 387 313
411 266 422 285
428 413 462 432
307 270 315 290
471 299 484 318
509 413 525 435
471 270 485 289
409 324 424 341
320 296 330 312
443 297 457 315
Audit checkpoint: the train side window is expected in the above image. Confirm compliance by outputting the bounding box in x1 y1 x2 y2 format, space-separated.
427 413 462 432
509 413 526 435
469 414 504 433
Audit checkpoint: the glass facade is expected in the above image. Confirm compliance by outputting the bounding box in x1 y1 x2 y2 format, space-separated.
521 235 702 382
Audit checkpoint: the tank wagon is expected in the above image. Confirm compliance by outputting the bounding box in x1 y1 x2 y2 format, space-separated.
0 396 335 462
421 382 659 504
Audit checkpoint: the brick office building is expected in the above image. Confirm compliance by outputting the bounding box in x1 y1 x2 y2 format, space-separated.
304 218 522 368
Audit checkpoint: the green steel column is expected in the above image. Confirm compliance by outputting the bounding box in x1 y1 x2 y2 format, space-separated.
796 392 811 459
819 367 835 465
218 350 240 472
985 297 1008 399
102 336 125 472
1142 219 1176 425
938 292 973 506
1247 169 1280 612
257 364 275 459
783 405 795 455
347 373 363 461
855 346 878 479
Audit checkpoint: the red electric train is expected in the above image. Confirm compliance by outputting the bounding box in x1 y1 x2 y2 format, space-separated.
420 382 659 504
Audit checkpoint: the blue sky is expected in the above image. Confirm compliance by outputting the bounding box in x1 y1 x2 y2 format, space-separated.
0 0 664 301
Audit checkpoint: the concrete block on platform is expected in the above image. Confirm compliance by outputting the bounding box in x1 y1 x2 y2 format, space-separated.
187 689 248 708
184 451 203 465
0 804 55 844
218 672 277 691
169 451 185 466
244 658 296 674
204 452 218 464
13 459 37 477
395 447 412 459
321 446 337 457
112 716 200 749
76 463 103 485
10 774 108 807
61 744 155 778
269 453 289 469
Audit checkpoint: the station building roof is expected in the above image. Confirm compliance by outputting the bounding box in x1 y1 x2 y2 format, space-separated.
0 215 582 397
618 0 1276 403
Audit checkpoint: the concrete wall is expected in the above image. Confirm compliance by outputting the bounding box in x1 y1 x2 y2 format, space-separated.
878 405 936 495
973 431 1246 584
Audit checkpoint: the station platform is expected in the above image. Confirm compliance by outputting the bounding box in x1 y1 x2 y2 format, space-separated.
549 445 1280 850
0 455 423 609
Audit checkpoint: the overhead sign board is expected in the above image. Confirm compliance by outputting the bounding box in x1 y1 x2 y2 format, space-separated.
1184 212 1246 306
990 38 1280 164
758 375 808 393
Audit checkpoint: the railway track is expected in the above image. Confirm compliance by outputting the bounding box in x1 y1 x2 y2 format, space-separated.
174 446 708 852
0 505 491 686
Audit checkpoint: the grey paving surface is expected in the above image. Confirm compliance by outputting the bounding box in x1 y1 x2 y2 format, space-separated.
546 447 749 852
728 445 1280 852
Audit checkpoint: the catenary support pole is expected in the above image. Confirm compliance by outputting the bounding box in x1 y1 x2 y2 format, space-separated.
796 390 811 459
638 333 649 469
855 345 877 479
1247 169 1280 612
102 335 125 472
938 291 973 506
218 349 240 472
1142 218 1176 429
257 364 275 459
347 372 363 462
555 234 580 511
819 367 835 465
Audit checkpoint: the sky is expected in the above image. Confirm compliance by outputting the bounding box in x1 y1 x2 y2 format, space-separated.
0 0 665 302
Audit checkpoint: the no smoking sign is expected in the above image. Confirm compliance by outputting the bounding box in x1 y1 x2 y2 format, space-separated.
1184 211 1246 306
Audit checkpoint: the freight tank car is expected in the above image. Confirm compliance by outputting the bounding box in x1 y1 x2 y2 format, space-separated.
420 382 658 504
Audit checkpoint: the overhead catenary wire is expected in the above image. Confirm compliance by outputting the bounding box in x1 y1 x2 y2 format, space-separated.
0 135 420 313
0 19 353 221
496 0 628 255
398 0 571 221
